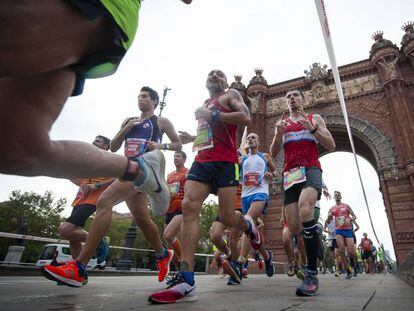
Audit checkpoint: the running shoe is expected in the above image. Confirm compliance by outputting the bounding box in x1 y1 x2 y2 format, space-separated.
157 249 174 282
135 150 170 216
296 272 319 296
42 260 88 287
227 276 241 285
287 261 296 277
242 268 248 278
221 259 242 284
264 250 275 277
353 269 358 277
346 267 353 279
296 267 305 281
244 215 261 249
148 273 197 304
334 271 340 277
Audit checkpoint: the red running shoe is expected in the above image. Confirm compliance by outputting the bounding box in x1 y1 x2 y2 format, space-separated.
42 260 87 287
148 273 197 304
157 249 174 282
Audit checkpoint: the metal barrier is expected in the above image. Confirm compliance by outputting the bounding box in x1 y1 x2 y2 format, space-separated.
0 231 214 271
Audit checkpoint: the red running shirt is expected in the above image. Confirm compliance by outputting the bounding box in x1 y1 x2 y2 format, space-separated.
329 203 353 230
282 114 321 172
195 93 238 164
167 167 189 213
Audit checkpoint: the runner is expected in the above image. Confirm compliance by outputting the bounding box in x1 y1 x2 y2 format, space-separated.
359 232 374 273
148 69 251 304
42 86 182 287
324 218 341 276
270 89 335 296
325 191 358 279
57 135 114 260
239 133 275 278
0 1 191 181
164 151 189 269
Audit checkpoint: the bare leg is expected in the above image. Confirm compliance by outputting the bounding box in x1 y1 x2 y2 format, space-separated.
77 180 136 264
127 192 164 253
246 201 268 258
335 235 349 269
180 181 210 271
0 70 131 178
210 222 229 256
58 222 89 259
218 187 248 232
163 215 183 246
282 227 294 262
228 227 241 260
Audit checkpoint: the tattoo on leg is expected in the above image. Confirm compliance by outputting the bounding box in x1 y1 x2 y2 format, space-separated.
180 261 190 272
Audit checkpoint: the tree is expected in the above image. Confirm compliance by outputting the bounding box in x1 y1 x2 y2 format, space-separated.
0 190 66 262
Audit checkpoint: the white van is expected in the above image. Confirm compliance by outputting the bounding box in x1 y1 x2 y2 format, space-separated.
36 243 98 269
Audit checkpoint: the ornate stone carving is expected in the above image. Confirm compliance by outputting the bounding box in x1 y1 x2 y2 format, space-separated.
229 74 247 97
304 63 329 82
249 68 268 85
355 94 390 120
376 56 401 82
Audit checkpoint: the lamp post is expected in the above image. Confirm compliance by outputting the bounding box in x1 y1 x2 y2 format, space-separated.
116 220 137 271
158 86 171 116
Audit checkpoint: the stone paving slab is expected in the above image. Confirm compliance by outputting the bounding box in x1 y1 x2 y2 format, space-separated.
0 274 412 310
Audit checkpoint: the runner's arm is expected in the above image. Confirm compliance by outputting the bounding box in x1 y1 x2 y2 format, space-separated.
149 117 182 151
220 89 251 126
352 219 360 232
178 131 196 144
110 118 134 152
348 205 357 221
311 114 335 151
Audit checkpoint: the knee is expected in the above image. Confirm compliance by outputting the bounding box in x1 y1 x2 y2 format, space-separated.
209 229 221 244
96 195 114 213
182 197 200 221
58 223 73 238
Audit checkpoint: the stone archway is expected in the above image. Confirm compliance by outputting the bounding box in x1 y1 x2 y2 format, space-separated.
230 24 414 265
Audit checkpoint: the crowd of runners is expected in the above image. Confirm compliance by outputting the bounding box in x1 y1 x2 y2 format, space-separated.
0 0 390 305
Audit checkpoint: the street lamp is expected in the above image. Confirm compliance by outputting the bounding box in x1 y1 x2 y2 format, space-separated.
158 86 171 116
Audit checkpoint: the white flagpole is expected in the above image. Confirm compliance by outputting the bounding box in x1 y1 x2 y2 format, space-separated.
314 0 381 247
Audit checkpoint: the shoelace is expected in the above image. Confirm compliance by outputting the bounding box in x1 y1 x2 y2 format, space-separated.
165 271 178 286
165 272 184 289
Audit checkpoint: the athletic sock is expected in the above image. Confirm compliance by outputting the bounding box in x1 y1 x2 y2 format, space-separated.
120 158 141 181
302 219 319 273
76 260 86 275
181 271 195 286
155 247 168 259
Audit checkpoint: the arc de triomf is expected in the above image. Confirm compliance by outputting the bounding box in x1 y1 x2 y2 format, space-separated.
229 22 414 265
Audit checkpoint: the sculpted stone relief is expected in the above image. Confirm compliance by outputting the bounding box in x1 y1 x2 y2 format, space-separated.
266 74 382 114
355 94 390 120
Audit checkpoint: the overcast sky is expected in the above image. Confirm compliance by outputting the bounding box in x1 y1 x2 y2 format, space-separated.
1 0 412 260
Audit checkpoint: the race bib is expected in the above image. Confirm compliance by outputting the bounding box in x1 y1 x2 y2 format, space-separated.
193 121 213 152
335 216 346 227
283 166 306 190
168 182 180 196
125 138 147 158
244 172 260 187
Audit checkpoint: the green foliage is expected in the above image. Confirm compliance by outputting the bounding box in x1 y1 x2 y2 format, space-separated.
0 190 66 262
197 200 218 254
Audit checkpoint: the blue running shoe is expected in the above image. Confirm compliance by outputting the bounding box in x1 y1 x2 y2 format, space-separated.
264 250 274 277
227 276 240 285
296 272 319 296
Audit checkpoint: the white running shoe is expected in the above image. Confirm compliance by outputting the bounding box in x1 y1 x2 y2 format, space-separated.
148 273 197 304
135 150 170 215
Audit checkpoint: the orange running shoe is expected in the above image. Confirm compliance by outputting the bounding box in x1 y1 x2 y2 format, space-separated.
42 260 87 287
157 249 174 282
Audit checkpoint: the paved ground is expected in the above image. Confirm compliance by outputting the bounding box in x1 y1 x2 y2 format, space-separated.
0 273 412 311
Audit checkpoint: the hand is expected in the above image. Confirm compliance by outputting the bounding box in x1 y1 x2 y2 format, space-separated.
297 110 316 132
178 131 195 144
275 113 287 131
124 117 142 132
82 184 96 195
146 141 162 151
264 171 274 181
194 107 212 121
323 189 332 200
